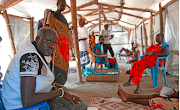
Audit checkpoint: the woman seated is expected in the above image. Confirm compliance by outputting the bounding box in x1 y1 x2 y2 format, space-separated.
117 85 179 110
122 33 169 94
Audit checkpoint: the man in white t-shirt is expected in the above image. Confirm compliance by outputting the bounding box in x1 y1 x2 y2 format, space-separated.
2 27 87 109
100 24 114 57
78 18 90 69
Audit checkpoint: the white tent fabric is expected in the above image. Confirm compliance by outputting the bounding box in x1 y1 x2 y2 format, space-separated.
164 0 179 75
0 0 172 29
0 16 38 78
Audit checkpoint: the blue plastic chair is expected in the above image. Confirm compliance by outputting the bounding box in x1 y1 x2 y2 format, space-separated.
140 51 171 88
0 83 50 110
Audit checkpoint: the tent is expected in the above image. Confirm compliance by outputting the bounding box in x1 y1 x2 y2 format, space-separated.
0 0 179 80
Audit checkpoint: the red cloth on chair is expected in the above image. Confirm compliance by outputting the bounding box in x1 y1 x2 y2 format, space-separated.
108 58 116 65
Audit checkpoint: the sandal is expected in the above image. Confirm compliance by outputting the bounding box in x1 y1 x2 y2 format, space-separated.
134 88 141 94
122 82 131 87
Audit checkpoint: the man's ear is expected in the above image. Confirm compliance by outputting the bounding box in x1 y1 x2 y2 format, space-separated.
35 36 40 42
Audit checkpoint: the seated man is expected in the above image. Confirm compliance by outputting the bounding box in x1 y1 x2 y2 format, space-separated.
122 33 169 94
118 85 179 110
2 27 87 110
119 42 134 56
126 47 138 64
92 35 106 65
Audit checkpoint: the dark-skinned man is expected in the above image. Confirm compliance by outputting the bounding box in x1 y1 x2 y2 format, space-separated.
2 27 87 110
100 24 114 57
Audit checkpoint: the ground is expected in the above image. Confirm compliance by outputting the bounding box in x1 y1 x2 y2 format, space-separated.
65 59 179 104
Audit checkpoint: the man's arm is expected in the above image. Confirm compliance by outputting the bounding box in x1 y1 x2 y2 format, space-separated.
21 77 81 108
147 46 169 57
96 48 101 55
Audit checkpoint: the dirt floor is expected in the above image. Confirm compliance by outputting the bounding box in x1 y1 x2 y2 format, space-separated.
65 59 179 104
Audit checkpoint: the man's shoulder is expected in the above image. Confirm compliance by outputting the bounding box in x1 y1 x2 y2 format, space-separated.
20 53 40 73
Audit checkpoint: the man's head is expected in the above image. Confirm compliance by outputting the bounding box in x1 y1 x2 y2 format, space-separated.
36 27 58 56
57 0 66 12
99 35 104 44
79 18 85 27
156 33 164 44
132 47 136 52
104 24 108 30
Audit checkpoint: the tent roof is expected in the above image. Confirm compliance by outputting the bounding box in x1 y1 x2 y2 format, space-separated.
0 0 174 30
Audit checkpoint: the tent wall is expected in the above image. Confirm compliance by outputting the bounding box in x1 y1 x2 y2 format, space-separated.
9 16 38 52
164 0 179 75
0 15 37 77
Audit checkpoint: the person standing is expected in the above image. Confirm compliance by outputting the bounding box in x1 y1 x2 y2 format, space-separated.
101 24 114 57
44 0 73 85
78 18 90 69
37 9 51 31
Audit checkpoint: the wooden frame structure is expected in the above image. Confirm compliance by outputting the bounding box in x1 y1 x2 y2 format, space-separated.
0 0 179 83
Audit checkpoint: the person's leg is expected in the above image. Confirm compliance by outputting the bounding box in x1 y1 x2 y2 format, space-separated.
48 96 88 110
119 47 126 53
107 44 114 57
134 83 141 94
53 66 68 85
103 44 108 54
122 76 132 87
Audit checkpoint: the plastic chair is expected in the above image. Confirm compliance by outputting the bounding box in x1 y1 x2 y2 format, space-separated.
87 49 108 68
140 51 171 88
0 83 50 110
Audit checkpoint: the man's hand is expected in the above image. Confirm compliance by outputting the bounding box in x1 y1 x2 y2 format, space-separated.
63 92 82 106
145 51 156 56
69 56 75 61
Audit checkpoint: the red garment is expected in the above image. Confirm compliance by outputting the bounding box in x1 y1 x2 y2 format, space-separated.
108 58 116 65
130 44 164 85
56 33 69 63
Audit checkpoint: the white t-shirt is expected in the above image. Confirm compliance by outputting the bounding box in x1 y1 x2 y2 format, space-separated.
78 26 89 51
2 43 54 110
101 30 111 44
101 44 104 54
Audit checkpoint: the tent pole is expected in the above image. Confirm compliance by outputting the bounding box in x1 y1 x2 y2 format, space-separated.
143 20 147 51
134 26 137 47
30 17 34 42
150 12 153 45
2 10 16 56
159 3 163 34
140 25 144 55
128 29 130 47
70 0 83 82
99 6 101 35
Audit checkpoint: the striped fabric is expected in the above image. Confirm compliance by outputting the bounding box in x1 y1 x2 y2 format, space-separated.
80 51 90 67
